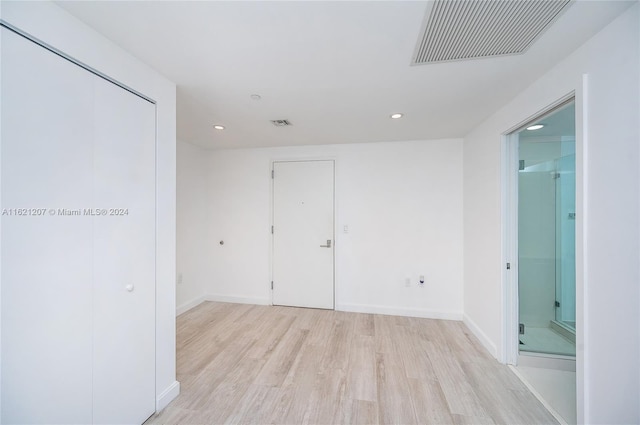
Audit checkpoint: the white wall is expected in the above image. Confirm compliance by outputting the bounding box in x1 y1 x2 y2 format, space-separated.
200 139 464 319
176 141 209 314
463 4 639 424
0 0 178 413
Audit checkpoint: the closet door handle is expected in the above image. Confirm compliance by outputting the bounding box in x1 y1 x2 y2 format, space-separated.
125 283 134 292
320 240 332 248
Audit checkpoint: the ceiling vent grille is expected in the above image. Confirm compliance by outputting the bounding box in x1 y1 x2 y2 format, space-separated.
413 0 572 65
270 119 292 127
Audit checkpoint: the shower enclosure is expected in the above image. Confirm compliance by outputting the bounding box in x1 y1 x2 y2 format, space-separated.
517 101 576 357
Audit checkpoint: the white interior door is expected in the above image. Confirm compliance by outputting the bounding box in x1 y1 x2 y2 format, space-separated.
92 76 156 424
1 26 156 424
1 27 94 424
272 160 334 309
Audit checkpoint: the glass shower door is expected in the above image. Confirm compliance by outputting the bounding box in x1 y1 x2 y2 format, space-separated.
517 101 576 357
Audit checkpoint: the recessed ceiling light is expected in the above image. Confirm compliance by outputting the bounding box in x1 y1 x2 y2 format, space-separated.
213 125 225 130
250 94 262 101
526 124 544 130
390 113 404 119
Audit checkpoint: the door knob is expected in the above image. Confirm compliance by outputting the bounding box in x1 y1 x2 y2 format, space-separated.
125 283 134 292
320 239 332 248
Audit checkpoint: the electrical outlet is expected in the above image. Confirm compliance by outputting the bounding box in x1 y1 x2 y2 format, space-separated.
405 277 411 287
177 272 183 285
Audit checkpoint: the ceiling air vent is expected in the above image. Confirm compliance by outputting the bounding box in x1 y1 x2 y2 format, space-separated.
270 119 292 127
412 0 573 65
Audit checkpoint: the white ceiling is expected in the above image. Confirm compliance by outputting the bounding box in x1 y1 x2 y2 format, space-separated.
56 0 634 150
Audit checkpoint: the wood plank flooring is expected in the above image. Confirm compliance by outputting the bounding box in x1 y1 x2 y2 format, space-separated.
146 302 558 425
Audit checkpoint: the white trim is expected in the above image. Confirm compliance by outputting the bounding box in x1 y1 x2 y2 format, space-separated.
463 314 498 358
501 92 577 366
575 74 588 425
176 296 206 316
205 293 270 306
508 366 569 425
501 132 520 365
155 380 180 412
178 294 273 316
337 303 462 321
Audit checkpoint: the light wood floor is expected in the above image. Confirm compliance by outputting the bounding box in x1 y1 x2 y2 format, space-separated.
147 302 558 425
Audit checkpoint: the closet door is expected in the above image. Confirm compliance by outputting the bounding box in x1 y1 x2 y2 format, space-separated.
1 28 94 423
92 77 156 424
2 26 156 424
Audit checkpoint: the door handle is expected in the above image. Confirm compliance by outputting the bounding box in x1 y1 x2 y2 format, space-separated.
320 239 332 248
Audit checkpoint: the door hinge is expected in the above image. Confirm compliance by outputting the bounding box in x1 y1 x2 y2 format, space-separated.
506 262 511 270
271 169 274 179
271 281 274 290
555 300 560 308
271 225 274 234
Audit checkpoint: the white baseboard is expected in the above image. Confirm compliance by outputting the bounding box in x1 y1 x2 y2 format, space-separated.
205 293 270 306
337 303 463 321
177 294 271 316
176 295 206 316
156 380 180 412
463 314 498 359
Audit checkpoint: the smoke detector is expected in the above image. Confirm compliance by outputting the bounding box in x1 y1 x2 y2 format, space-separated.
271 119 292 127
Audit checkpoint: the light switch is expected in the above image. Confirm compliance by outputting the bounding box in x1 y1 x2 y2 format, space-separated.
343 225 349 234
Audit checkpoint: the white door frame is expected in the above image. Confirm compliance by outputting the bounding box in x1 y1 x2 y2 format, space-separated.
501 85 586 422
501 130 521 366
269 158 337 309
501 91 577 364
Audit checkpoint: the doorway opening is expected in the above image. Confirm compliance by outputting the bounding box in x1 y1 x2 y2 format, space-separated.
503 97 578 424
516 100 576 357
